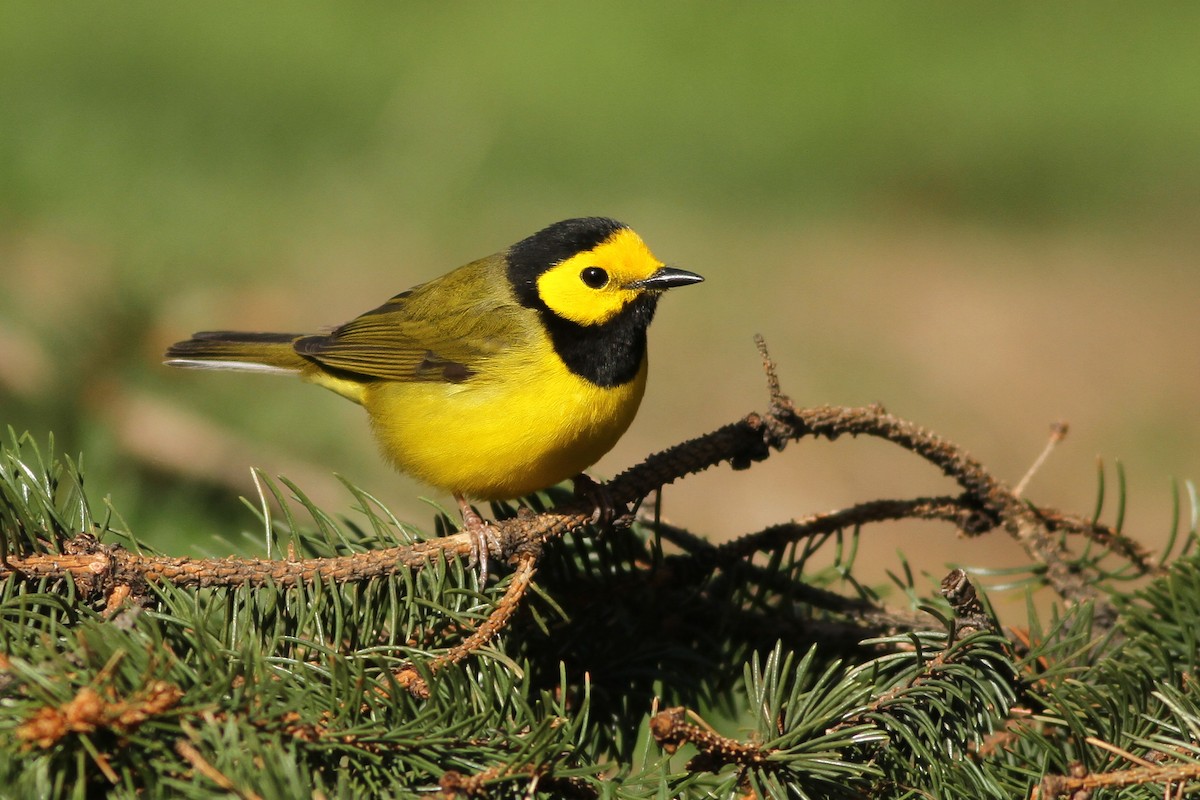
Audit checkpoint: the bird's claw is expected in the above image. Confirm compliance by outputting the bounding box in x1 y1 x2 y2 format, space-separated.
572 474 630 531
456 497 498 587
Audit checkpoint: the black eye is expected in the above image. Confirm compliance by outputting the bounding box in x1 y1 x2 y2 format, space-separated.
580 267 609 289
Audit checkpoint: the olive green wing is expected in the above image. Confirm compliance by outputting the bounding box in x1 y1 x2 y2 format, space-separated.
294 257 530 384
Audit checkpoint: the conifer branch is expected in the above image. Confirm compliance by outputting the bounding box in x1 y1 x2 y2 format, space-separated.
0 339 1155 615
4 383 1195 796
2 341 1189 799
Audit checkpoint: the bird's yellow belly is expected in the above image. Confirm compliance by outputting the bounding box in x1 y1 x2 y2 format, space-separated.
361 352 648 500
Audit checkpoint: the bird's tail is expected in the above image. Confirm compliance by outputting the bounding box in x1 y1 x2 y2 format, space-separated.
164 331 310 375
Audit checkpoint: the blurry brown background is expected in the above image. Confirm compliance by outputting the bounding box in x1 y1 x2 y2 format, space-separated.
2 5 1197 618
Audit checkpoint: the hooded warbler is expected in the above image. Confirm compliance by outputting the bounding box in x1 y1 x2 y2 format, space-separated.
165 217 702 558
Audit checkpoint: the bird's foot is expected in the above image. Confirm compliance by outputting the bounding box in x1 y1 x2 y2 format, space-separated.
455 494 498 587
572 474 631 531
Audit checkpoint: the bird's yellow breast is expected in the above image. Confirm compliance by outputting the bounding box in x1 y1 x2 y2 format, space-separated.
359 337 648 501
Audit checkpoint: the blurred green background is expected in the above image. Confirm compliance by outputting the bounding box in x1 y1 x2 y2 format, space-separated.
2 4 1198 602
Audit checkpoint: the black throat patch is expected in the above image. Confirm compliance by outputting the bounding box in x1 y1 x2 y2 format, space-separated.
537 294 658 388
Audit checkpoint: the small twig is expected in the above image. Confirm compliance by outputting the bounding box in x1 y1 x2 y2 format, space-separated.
1083 735 1157 769
175 738 265 800
1034 760 1200 799
1035 507 1157 575
438 763 596 800
754 333 783 405
396 551 539 698
941 568 997 642
832 612 1017 741
621 500 941 639
1014 422 1069 498
650 706 771 773
710 496 983 563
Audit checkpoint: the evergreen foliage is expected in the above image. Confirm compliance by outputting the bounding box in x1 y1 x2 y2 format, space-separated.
2 428 1199 799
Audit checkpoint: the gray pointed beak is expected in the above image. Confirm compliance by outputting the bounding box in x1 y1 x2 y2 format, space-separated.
628 266 705 291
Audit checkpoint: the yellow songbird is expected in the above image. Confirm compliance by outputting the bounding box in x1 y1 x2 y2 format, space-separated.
165 217 702 574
